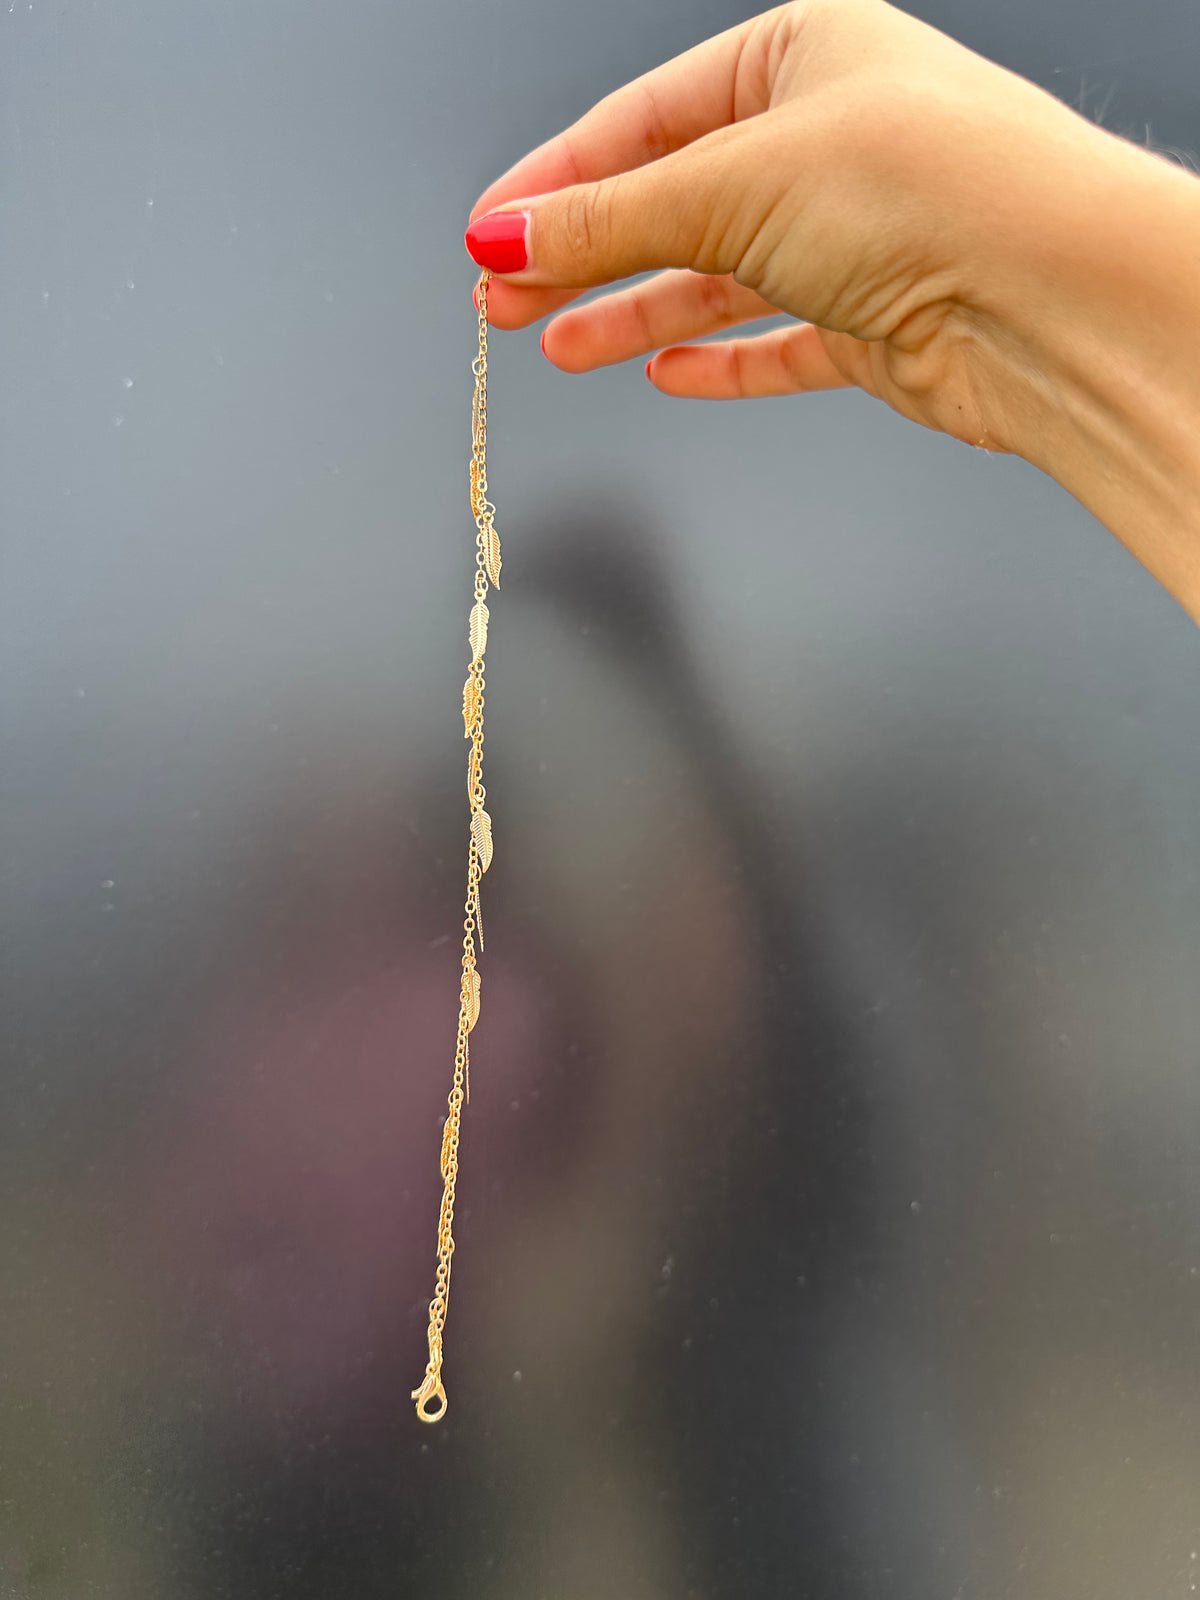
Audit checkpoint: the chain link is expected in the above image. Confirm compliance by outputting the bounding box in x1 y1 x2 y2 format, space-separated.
412 269 499 1424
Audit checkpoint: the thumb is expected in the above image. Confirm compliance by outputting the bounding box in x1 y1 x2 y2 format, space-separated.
464 124 776 290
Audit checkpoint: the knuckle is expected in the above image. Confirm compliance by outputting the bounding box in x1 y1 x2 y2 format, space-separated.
729 339 750 399
694 270 734 323
637 81 673 165
561 185 603 265
627 285 656 349
778 330 810 388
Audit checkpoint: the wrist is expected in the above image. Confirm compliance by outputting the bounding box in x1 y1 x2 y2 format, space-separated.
974 125 1200 619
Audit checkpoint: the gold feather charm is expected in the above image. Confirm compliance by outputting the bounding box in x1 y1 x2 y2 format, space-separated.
469 599 489 664
468 744 480 804
484 524 502 589
462 670 481 738
470 808 493 873
463 967 481 1033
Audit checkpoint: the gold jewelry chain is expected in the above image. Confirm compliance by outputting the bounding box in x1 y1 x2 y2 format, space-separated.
412 268 500 1424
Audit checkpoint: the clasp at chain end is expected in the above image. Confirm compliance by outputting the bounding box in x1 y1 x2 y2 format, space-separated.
412 1371 448 1424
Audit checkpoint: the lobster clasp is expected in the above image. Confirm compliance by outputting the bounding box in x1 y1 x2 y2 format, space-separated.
412 1371 448 1424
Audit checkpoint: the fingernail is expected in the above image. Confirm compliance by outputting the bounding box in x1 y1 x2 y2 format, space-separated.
472 282 480 310
465 209 530 273
539 329 548 357
645 360 653 380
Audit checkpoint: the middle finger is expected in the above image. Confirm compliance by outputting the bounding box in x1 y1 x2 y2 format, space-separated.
538 269 783 372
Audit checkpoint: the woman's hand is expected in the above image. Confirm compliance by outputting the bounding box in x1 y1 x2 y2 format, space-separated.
466 0 1200 619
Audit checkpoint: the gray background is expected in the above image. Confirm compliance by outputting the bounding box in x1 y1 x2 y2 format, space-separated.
2 2 1198 1596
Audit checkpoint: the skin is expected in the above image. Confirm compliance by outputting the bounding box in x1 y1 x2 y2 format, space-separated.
466 0 1200 621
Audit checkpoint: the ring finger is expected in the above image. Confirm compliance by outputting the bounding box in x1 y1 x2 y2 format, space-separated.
648 322 858 400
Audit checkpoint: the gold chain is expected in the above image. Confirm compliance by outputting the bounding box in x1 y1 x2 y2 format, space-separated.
412 269 501 1424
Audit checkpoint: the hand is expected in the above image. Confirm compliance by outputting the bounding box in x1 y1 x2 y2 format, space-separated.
466 0 1200 618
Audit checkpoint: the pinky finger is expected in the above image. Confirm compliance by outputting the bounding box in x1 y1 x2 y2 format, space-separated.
647 322 857 400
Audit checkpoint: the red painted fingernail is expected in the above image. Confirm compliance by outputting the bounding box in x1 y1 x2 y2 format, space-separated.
540 329 547 357
464 210 529 273
645 360 653 380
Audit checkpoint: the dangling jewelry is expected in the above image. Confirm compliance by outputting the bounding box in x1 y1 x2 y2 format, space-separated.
412 268 501 1424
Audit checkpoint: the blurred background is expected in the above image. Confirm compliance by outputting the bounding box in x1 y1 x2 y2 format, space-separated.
1 1 1198 1596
